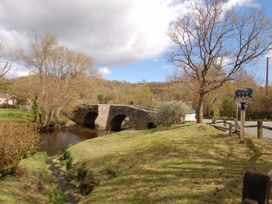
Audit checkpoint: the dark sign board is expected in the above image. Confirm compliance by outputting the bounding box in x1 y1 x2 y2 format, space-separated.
235 88 253 98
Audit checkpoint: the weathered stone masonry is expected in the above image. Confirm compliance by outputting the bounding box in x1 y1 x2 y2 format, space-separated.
69 104 154 131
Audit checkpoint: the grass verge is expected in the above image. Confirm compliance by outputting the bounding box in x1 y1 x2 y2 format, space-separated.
0 152 56 204
66 123 272 204
0 108 33 122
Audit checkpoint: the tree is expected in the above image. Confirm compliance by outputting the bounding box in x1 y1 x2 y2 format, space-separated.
0 60 11 78
97 94 113 104
169 0 272 123
27 34 94 129
154 100 192 126
0 39 13 79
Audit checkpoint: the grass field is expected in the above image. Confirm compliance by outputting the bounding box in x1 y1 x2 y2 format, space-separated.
0 108 33 122
67 123 272 204
0 152 56 204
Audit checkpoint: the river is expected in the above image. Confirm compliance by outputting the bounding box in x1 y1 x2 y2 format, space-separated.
39 125 104 155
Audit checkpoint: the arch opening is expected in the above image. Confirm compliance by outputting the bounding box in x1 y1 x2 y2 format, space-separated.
110 114 130 131
147 122 155 129
83 112 98 129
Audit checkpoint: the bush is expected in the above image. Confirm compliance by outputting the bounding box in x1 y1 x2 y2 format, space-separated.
0 121 40 176
49 188 67 204
154 101 192 126
219 99 236 118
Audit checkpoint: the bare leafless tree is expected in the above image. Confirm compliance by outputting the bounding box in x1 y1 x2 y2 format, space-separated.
0 42 12 78
27 34 94 129
0 61 11 78
169 0 272 123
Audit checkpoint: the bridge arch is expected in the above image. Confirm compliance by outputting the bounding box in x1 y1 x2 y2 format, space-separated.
69 104 154 131
105 105 154 131
147 122 155 129
83 112 98 129
109 114 130 131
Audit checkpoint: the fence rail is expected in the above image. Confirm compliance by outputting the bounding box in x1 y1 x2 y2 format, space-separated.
263 125 272 131
210 119 271 138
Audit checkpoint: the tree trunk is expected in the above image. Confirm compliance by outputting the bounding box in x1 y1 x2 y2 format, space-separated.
197 93 205 123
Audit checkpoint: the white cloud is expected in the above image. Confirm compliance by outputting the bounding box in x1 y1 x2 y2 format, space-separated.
97 67 112 77
0 0 181 67
5 62 30 78
266 50 272 58
224 0 259 10
0 0 260 78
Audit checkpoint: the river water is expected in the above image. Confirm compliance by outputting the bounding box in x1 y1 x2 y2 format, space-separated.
39 125 103 155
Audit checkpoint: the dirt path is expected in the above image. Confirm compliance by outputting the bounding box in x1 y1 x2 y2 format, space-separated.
46 156 79 204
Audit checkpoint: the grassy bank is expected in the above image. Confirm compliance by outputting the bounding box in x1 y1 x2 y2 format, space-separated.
0 152 56 203
67 123 272 203
0 108 33 122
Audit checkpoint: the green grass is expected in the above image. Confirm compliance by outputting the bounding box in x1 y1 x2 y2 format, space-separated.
49 188 68 204
67 123 272 204
0 108 33 122
0 152 56 204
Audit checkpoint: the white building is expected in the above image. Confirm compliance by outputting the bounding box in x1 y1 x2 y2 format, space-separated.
0 92 17 107
185 113 196 122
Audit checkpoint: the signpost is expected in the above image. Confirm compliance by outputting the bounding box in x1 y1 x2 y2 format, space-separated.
235 88 253 143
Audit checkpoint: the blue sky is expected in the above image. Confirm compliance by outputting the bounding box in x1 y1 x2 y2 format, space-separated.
105 56 173 83
104 0 272 84
0 0 271 84
253 0 272 85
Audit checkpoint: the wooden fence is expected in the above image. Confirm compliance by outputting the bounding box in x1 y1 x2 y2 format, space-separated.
210 118 272 138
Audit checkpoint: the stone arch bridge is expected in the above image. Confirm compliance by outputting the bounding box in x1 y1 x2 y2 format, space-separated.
69 104 154 131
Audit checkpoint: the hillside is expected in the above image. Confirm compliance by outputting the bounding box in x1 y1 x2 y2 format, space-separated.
3 75 271 119
66 123 272 203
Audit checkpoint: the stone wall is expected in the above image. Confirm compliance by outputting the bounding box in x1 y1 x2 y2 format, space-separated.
69 104 154 130
69 105 98 125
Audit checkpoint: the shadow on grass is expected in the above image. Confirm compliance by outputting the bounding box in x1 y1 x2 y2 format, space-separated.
68 122 272 203
78 133 272 204
147 122 195 135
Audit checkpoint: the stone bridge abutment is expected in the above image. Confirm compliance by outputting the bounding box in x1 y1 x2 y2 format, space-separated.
69 104 154 131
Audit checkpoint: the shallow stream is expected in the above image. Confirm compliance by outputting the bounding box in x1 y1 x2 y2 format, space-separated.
39 125 104 155
38 125 103 203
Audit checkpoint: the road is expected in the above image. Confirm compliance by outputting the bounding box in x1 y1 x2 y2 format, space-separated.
203 119 272 140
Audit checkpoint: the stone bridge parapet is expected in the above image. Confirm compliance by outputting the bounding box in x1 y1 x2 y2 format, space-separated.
69 104 154 131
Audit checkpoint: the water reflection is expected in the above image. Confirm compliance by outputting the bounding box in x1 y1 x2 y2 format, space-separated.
39 125 103 155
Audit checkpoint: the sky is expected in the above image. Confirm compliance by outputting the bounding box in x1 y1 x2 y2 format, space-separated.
0 0 271 83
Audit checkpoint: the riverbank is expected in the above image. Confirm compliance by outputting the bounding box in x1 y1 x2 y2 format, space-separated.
0 108 100 203
0 122 271 203
0 152 57 203
65 123 272 203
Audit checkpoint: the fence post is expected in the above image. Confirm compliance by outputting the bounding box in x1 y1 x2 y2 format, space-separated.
240 109 245 143
229 123 233 136
234 120 238 132
212 117 215 124
257 121 263 139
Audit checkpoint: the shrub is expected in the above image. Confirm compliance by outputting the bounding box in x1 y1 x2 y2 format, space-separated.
61 151 73 170
154 101 192 126
0 121 40 176
49 188 67 204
